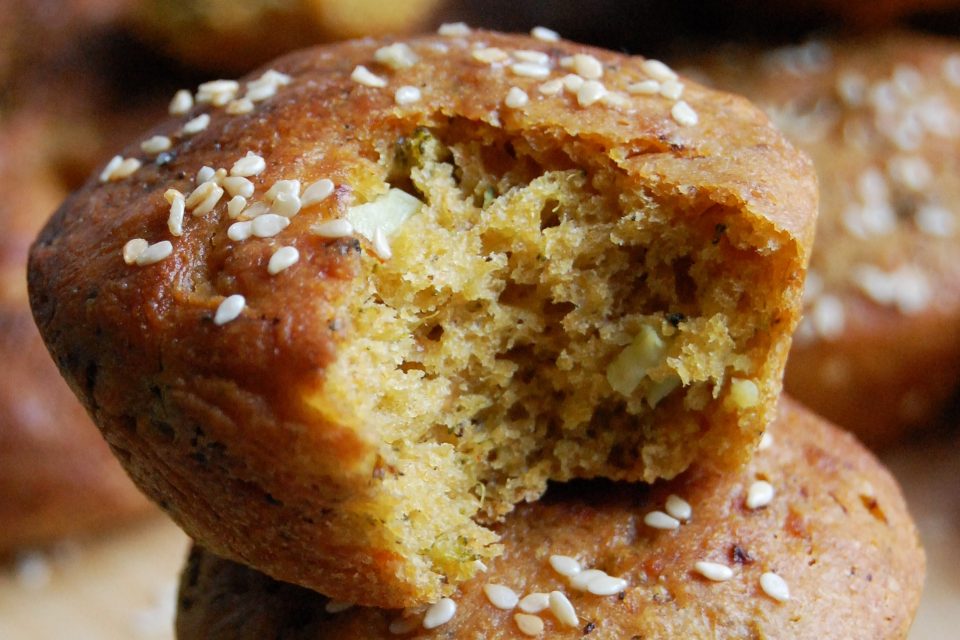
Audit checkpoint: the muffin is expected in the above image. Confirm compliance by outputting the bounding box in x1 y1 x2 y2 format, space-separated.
684 33 960 445
29 29 816 606
176 397 924 639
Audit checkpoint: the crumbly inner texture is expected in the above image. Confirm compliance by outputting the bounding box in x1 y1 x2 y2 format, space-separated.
316 121 782 589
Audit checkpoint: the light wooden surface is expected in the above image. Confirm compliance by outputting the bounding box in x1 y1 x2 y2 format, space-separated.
0 432 955 640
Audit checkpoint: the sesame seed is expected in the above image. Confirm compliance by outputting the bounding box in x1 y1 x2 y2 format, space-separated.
245 69 292 102
887 155 932 191
266 179 302 217
665 494 692 521
136 240 173 266
694 561 734 582
810 294 845 340
515 50 550 65
312 219 354 238
389 614 421 635
572 54 603 79
518 592 550 613
561 73 584 92
423 598 456 629
531 26 560 42
505 87 530 109
602 91 629 109
226 98 255 115
169 89 194 115
227 196 247 219
141 135 172 155
671 101 699 126
548 591 578 627
586 575 628 596
569 569 608 591
627 79 661 95
227 221 253 241
437 22 470 36
759 572 790 602
514 613 545 636
372 226 392 259
241 201 270 219
511 62 551 79
167 191 185 236
836 72 867 107
395 86 422 105
944 54 960 86
642 59 678 82
223 176 255 199
549 555 582 577
746 480 775 509
374 43 419 69
729 377 760 409
916 204 955 237
230 152 266 177
99 156 141 182
185 181 224 216
473 560 488 572
302 179 335 206
99 156 122 182
196 166 217 183
324 600 354 613
182 113 211 135
559 56 575 69
123 238 149 264
538 79 563 95
851 264 932 314
483 584 519 610
757 432 773 451
214 294 245 325
351 65 387 88
268 246 300 275
196 79 240 106
659 79 685 100
472 47 509 64
251 213 291 238
577 80 607 106
14 552 52 590
644 510 680 530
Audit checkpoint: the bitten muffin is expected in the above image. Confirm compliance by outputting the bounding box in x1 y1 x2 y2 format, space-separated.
0 113 152 552
176 397 924 640
29 29 816 606
684 33 960 445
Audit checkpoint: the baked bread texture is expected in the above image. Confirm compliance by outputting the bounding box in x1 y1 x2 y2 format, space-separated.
684 33 960 446
29 29 816 606
176 397 924 639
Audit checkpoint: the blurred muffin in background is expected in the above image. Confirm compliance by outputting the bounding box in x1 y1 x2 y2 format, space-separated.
131 0 445 73
683 33 960 446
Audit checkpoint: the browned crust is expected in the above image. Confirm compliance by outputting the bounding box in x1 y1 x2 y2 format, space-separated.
176 397 924 640
29 31 816 606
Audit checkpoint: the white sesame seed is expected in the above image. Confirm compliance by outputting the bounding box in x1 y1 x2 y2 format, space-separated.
186 181 224 216
586 575 628 596
372 226 392 259
659 79 685 100
944 54 960 86
123 238 149 264
227 195 247 219
483 584 519 610
196 79 240 106
241 201 270 219
230 152 266 177
642 59 678 82
694 561 734 582
473 560 488 572
196 166 217 183
851 264 932 314
505 86 530 109
515 50 550 65
836 72 868 106
518 592 550 613
644 510 680 530
514 613 545 636
214 294 245 325
758 432 774 451
167 191 185 236
577 80 607 106
665 494 692 521
887 155 932 191
182 113 211 135
810 294 845 340
226 98 255 115
759 572 790 602
227 220 253 241
100 155 123 182
268 246 300 275
893 64 923 97
395 85 422 105
169 89 193 115
135 240 173 266
538 79 564 95
141 135 172 155
389 614 421 635
374 42 419 70
324 600 354 613
351 65 387 88
245 70 292 102
602 91 630 109
561 73 585 92
548 591 578 627
916 204 955 237
423 598 456 629
311 219 354 238
569 569 608 591
266 179 302 217
223 176 255 199
531 26 560 42
671 101 699 126
472 47 510 64
251 213 291 238
511 62 551 79
302 179 335 206
627 79 661 95
573 54 603 79
437 22 470 36
14 552 52 590
746 480 775 509
549 555 582 577
100 156 142 182
559 56 575 69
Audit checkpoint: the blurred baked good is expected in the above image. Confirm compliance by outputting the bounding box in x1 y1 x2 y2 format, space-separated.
684 33 960 446
176 397 924 639
29 29 816 606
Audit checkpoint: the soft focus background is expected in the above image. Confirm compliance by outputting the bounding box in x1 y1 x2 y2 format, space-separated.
0 1 957 638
